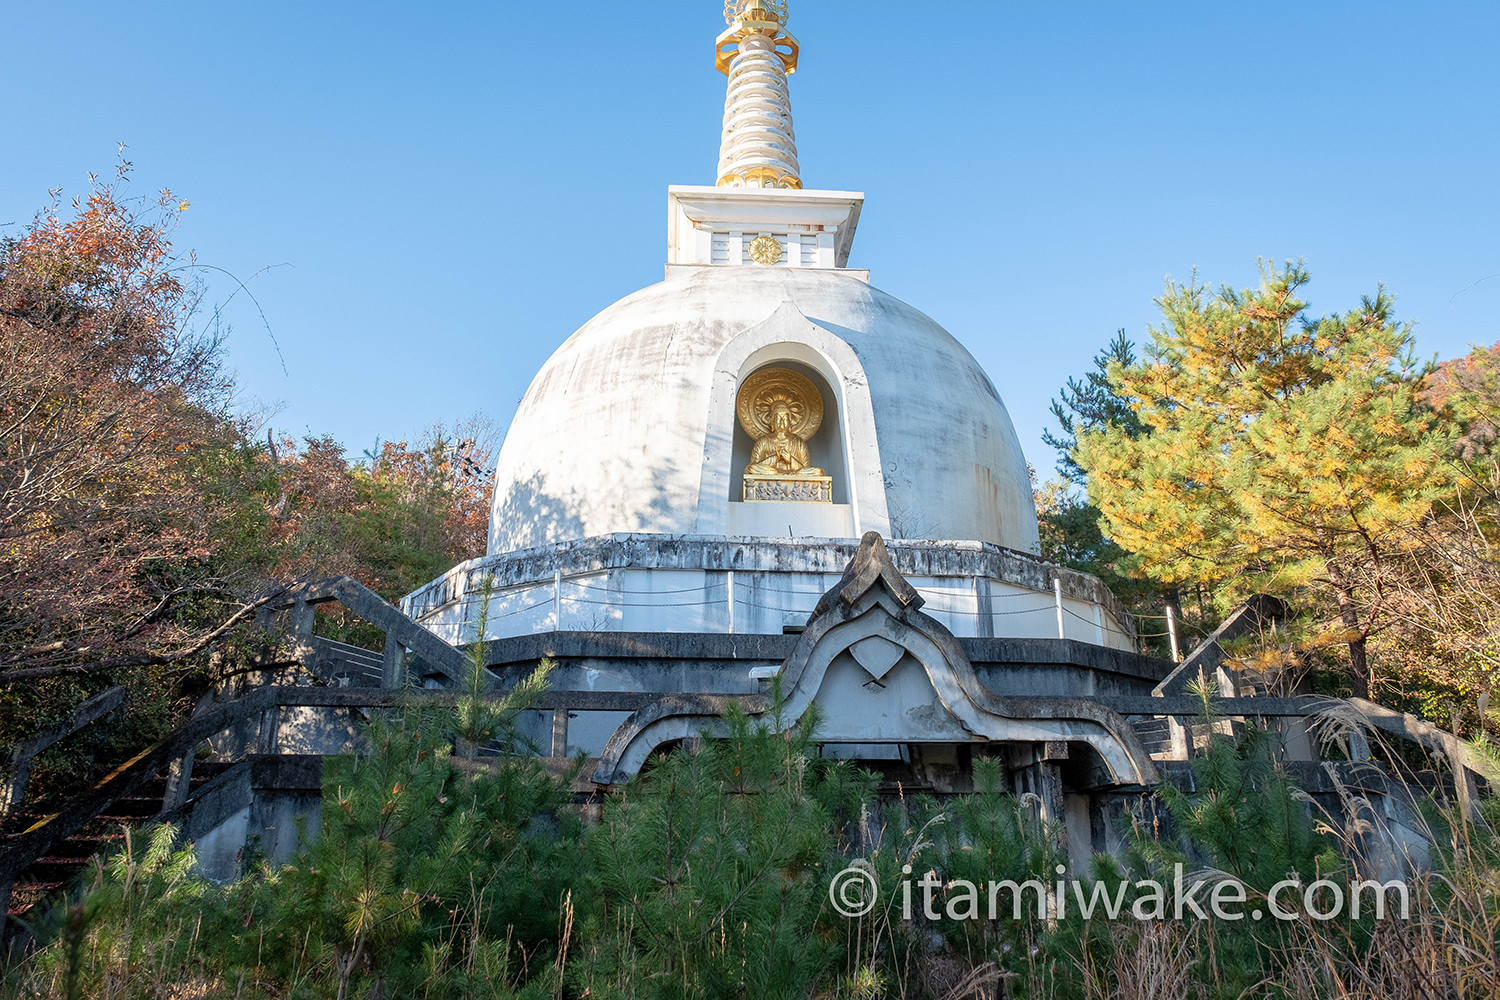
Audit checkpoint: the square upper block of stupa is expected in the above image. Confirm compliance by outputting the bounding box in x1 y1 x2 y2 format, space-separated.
667 186 863 270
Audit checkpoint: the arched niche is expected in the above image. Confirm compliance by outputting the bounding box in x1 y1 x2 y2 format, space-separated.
729 359 848 505
695 301 890 539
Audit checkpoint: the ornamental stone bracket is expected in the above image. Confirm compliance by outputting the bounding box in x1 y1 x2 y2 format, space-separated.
593 532 1159 787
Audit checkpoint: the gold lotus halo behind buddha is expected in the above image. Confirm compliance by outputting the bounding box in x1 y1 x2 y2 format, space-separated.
736 368 823 440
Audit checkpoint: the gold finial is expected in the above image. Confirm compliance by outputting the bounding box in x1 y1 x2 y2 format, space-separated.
723 0 787 28
714 0 801 189
716 0 797 76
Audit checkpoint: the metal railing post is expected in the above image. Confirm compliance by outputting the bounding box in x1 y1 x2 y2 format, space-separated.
1053 578 1065 640
1166 605 1181 663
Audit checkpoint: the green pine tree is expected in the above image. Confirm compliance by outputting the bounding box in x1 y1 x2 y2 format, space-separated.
1042 330 1147 487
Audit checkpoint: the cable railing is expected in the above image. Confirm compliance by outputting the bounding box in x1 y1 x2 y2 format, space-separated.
418 569 1162 651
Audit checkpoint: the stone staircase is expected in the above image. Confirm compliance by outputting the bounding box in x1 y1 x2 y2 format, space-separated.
308 635 385 687
1129 716 1173 757
5 761 237 918
2 573 463 932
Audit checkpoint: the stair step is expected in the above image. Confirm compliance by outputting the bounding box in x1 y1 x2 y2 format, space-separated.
191 760 235 777
19 860 85 883
6 881 71 917
4 758 250 917
37 835 107 860
1131 716 1173 755
99 798 165 820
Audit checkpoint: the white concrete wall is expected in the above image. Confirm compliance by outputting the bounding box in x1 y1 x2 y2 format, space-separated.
726 501 853 537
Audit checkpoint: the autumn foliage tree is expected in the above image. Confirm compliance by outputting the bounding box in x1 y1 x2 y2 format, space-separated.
0 166 243 687
1359 343 1500 726
254 424 497 599
1 165 496 765
1075 262 1452 698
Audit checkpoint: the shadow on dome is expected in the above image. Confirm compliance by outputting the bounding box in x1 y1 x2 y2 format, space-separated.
489 471 588 554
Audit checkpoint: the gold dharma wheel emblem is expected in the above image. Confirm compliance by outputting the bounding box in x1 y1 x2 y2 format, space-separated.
747 234 783 266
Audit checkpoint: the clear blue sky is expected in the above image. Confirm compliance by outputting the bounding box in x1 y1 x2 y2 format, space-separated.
5 2 1497 479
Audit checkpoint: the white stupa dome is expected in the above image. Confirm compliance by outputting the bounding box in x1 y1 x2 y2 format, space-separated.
403 12 1131 656
488 264 1039 556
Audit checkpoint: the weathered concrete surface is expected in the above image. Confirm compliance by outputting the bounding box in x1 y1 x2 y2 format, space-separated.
274 705 362 755
404 534 1138 648
248 755 323 867
484 266 1038 555
272 575 470 684
192 806 250 882
178 762 252 877
479 631 1168 702
592 534 1160 786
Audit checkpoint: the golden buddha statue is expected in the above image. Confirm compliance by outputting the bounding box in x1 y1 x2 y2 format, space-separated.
736 368 832 502
747 400 823 476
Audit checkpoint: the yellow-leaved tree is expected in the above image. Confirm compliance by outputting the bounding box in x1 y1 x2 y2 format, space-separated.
1076 261 1452 699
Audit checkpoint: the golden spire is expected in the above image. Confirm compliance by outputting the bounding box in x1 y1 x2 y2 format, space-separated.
715 0 801 189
